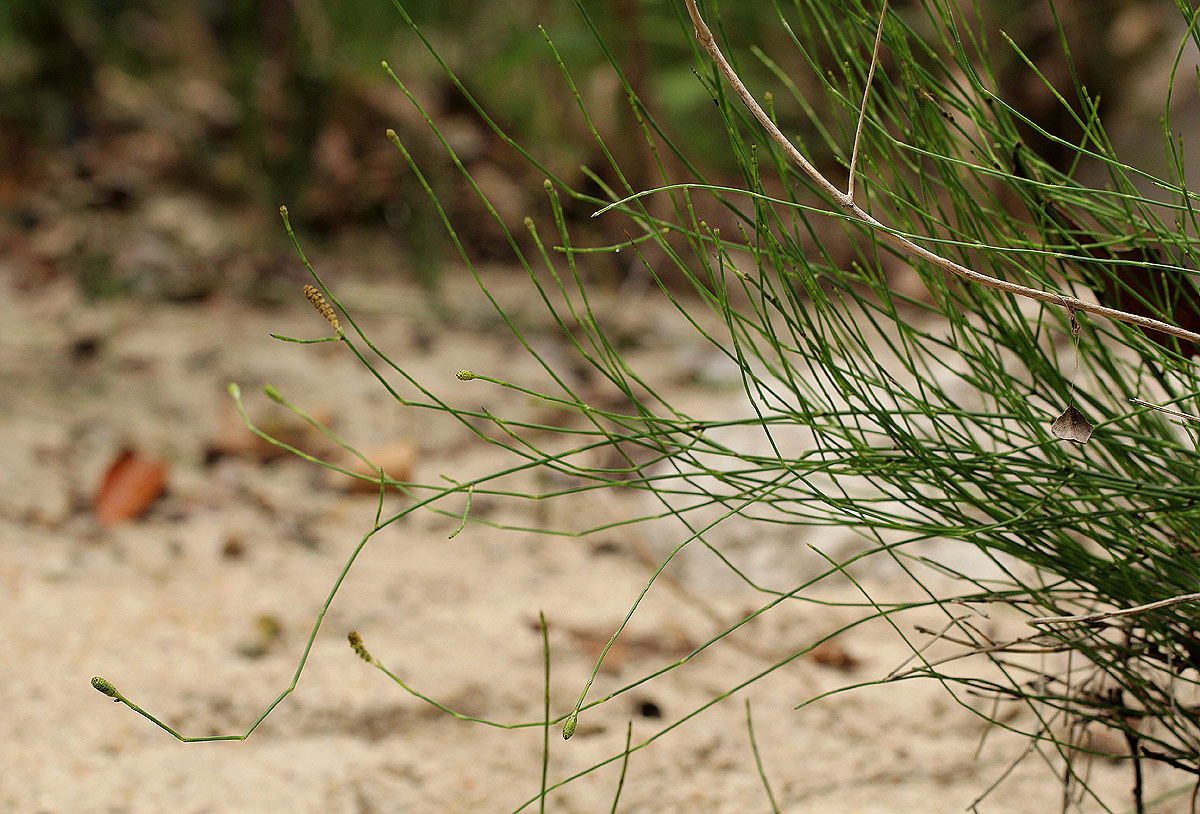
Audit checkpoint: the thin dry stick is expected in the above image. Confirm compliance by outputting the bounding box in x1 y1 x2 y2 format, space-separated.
682 0 1200 349
1130 397 1200 424
846 0 889 201
886 634 1067 682
974 692 1001 759
884 613 973 680
1028 592 1200 626
968 716 1062 811
1060 649 1075 814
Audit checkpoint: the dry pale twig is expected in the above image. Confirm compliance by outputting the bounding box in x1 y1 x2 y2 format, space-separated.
884 613 974 680
885 634 1068 682
846 0 889 201
682 0 1200 350
1028 592 1200 626
1129 397 1200 424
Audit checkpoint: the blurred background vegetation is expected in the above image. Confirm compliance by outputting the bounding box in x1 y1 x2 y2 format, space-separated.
0 0 1188 301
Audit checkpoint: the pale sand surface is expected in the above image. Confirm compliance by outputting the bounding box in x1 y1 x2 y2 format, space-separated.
2 267 1185 812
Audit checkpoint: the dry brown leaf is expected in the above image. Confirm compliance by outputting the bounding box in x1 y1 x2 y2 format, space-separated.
208 398 333 462
557 622 695 675
808 639 861 672
333 440 419 492
92 448 168 526
1051 405 1094 444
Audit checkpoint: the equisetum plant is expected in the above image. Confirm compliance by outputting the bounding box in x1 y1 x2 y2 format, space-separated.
93 0 1200 808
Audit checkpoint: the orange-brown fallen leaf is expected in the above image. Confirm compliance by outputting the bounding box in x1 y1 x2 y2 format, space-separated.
208 398 334 462
92 447 168 526
541 619 696 675
330 440 418 492
808 639 861 672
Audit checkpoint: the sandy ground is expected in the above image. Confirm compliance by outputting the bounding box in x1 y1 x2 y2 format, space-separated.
2 261 1191 813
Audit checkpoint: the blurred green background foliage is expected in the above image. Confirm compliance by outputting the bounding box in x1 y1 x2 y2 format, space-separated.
0 0 1184 299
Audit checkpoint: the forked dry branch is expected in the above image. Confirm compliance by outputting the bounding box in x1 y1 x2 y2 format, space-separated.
682 0 1200 352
